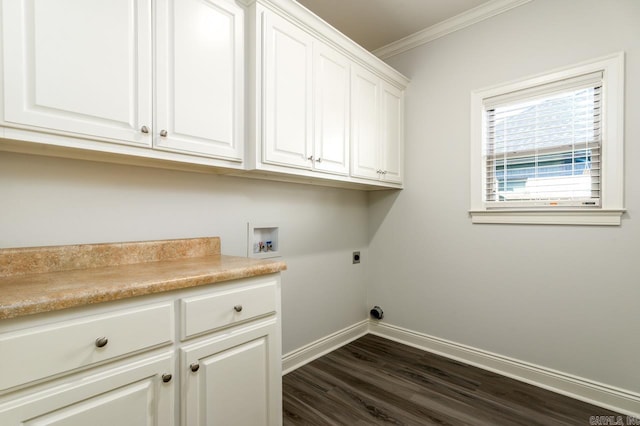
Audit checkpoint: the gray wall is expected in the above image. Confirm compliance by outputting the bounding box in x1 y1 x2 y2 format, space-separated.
369 0 640 392
0 152 369 354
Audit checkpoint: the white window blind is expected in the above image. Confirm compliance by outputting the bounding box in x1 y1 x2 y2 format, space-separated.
484 72 602 208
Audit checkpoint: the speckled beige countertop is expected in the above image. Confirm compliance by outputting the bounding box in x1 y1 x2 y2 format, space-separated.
0 237 286 320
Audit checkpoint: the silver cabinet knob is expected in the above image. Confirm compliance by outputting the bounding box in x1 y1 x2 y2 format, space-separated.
95 337 108 348
190 362 200 372
162 373 172 383
307 155 314 161
317 158 322 163
140 125 150 134
234 305 243 312
160 129 168 137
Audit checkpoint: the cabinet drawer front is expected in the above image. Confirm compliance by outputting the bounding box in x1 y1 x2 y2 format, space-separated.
182 280 277 338
0 303 173 391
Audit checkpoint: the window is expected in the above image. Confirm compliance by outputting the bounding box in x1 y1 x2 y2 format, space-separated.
486 74 601 207
470 53 625 225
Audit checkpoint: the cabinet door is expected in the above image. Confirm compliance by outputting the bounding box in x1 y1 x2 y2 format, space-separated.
313 42 350 175
0 354 174 426
350 64 380 180
380 81 404 183
155 0 244 161
1 0 152 146
262 11 313 169
182 320 281 426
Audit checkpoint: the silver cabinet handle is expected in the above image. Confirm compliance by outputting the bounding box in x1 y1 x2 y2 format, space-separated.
234 305 243 312
307 155 314 161
95 337 108 348
160 129 168 137
317 158 322 163
190 362 200 372
162 373 172 383
140 126 150 134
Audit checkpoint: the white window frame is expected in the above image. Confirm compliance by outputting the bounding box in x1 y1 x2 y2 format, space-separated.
469 52 625 225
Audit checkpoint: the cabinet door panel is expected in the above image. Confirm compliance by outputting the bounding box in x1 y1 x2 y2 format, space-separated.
1 0 152 146
155 0 244 160
0 354 174 426
350 64 380 180
381 81 404 183
182 320 281 426
22 382 152 426
314 43 350 175
263 12 313 169
203 338 268 425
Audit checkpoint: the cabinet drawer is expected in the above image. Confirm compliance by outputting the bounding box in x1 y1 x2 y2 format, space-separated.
0 302 173 391
182 279 277 339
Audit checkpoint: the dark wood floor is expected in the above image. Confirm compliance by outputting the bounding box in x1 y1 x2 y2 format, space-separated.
283 334 620 425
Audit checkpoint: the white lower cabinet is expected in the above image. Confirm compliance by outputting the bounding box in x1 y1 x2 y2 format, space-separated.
182 320 280 426
0 274 282 426
0 353 175 426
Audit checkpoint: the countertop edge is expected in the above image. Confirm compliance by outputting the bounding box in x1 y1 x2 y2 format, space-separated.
0 256 287 320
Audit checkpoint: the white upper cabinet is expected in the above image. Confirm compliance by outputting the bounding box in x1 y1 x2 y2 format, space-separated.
1 0 244 163
380 81 404 184
351 63 404 184
1 0 153 146
248 2 407 188
0 0 408 188
351 64 380 180
260 13 350 176
154 0 244 161
262 11 314 169
313 42 350 175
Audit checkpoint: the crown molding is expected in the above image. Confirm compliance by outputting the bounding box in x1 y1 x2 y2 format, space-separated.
373 0 532 60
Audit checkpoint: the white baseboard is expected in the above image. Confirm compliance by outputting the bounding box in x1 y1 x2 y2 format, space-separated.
281 320 368 375
369 321 640 418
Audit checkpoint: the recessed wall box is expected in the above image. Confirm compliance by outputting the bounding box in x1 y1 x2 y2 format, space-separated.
247 223 280 259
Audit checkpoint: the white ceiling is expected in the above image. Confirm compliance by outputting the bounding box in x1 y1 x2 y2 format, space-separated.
296 0 492 52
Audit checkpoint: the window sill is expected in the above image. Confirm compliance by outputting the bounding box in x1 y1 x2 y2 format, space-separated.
469 209 625 226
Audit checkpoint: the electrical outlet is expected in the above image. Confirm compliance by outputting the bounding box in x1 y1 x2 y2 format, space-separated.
352 251 360 264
